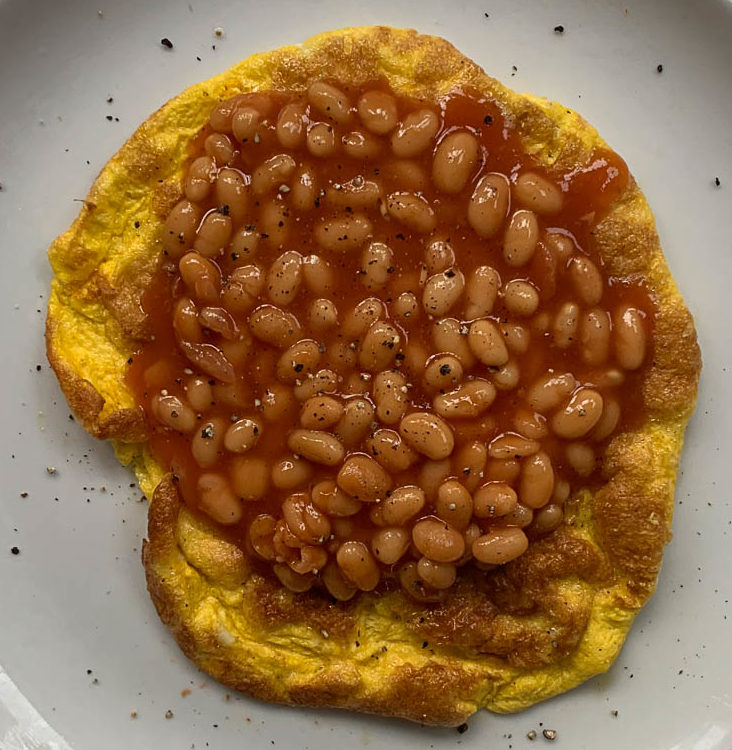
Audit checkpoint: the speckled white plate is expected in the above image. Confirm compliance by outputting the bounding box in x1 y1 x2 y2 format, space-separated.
1 0 730 748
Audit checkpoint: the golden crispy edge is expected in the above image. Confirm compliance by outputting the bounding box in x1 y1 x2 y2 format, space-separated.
46 26 701 724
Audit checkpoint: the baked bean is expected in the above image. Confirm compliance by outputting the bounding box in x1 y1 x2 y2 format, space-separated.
488 432 540 459
321 562 358 601
251 153 296 195
468 319 509 366
193 210 232 259
299 395 343 430
342 297 385 338
532 311 552 334
336 541 379 591
503 210 539 267
292 369 339 401
501 503 534 528
275 339 320 383
473 482 517 518
230 456 269 500
307 122 337 157
491 360 521 391
260 383 297 423
211 377 249 408
307 298 338 333
185 375 213 412
314 213 372 252
221 264 264 314
550 387 604 439
399 411 454 460
249 514 277 560
613 305 646 370
594 368 626 389
173 297 203 343
391 109 440 157
265 250 302 306
398 561 444 602
401 341 429 379
465 265 500 319
526 372 576 412
519 450 554 508
357 90 398 135
185 155 216 202
203 133 238 165
423 354 463 393
512 408 549 440
552 478 571 505
412 518 465 563
424 238 455 274
308 81 351 124
248 305 302 348
290 167 318 211
282 494 331 544
215 168 248 226
199 306 238 340
209 96 241 133
271 455 313 490
287 429 345 466
178 341 235 383
468 173 510 238
276 102 306 148
191 417 226 468
553 301 580 348
569 255 604 306
229 226 259 261
432 131 479 194
392 291 419 321
258 200 290 248
289 546 328 576
565 442 596 476
435 479 473 530
372 370 408 424
224 417 262 453
513 172 563 215
386 192 436 233
432 318 476 368
359 320 401 372
418 459 452 501
422 268 465 316
433 378 496 419
152 393 197 433
472 528 528 565
342 129 382 159
327 177 382 210
359 241 394 290
232 105 261 143
503 279 539 317
370 527 410 565
163 200 202 258
417 557 457 589
179 252 220 304
273 564 315 593
197 473 242 525
500 322 531 355
579 308 611 366
366 429 418 473
219 335 254 369
531 504 564 534
298 256 333 298
453 441 488 492
325 340 357 373
544 230 575 262
381 486 425 526
591 397 621 442
337 454 392 501
310 483 359 523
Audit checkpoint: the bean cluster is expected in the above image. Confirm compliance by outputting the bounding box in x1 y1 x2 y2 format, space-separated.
140 81 651 601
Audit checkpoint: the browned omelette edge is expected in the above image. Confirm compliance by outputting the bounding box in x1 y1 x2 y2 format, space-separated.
46 26 701 724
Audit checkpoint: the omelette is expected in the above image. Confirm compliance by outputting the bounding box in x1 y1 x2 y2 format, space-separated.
46 27 700 725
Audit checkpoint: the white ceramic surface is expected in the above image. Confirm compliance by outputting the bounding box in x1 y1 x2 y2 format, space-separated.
1 0 730 748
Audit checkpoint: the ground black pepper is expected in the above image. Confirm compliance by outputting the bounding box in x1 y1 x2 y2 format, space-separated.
161 38 174 49
10 546 20 555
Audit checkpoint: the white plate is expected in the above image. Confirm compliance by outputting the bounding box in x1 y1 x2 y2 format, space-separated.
1 0 730 748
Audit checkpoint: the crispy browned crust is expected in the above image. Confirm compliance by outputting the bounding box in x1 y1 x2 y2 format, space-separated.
47 26 701 724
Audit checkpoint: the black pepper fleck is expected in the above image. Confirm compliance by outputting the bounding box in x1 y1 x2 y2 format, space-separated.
714 177 721 187
160 38 174 49
554 25 565 33
657 63 664 73
10 546 20 555
456 723 469 734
